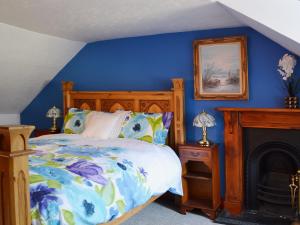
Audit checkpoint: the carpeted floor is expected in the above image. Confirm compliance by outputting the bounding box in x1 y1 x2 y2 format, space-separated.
122 201 222 225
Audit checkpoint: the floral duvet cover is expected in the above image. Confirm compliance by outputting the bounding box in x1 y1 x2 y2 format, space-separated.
29 134 182 225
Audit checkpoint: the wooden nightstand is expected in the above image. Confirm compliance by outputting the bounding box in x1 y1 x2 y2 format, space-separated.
34 129 60 137
178 144 221 219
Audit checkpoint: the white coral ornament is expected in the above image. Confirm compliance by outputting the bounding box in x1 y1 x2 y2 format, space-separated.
278 53 297 80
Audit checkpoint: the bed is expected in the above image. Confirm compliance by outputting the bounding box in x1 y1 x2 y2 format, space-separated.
0 78 185 225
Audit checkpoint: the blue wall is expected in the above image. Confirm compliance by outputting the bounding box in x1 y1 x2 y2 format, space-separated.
21 27 300 194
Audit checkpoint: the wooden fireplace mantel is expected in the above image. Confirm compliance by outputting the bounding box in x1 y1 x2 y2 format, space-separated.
217 107 300 113
216 107 300 215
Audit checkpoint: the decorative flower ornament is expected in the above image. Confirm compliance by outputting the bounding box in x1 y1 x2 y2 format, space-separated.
278 54 297 80
277 54 299 97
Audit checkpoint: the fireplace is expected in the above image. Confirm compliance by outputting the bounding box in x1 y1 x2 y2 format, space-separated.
244 128 300 219
216 108 300 216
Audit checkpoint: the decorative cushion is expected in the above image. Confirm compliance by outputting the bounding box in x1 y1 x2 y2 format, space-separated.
81 111 130 139
119 112 173 144
63 108 91 134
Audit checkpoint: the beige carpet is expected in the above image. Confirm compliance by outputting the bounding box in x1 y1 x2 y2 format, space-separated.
122 201 221 225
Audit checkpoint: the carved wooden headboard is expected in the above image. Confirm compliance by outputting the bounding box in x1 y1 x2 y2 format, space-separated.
62 78 185 148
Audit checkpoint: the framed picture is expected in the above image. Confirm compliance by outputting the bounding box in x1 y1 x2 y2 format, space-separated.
194 36 248 100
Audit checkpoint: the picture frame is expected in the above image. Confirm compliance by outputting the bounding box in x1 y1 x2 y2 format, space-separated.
194 36 248 100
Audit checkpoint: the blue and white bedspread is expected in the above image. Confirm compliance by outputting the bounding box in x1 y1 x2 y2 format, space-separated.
29 134 182 225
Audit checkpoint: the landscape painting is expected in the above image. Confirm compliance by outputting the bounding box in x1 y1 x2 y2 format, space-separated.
194 36 248 100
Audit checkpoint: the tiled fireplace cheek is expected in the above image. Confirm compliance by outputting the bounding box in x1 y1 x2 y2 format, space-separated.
217 108 300 215
244 128 300 218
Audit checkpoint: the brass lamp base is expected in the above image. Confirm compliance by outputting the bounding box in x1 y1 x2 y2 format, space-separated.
49 117 59 133
198 126 212 147
198 139 211 147
49 126 59 133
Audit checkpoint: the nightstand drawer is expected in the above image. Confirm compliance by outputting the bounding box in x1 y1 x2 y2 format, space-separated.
179 149 210 160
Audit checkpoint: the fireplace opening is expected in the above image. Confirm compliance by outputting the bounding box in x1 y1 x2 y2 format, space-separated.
244 128 300 220
246 142 299 218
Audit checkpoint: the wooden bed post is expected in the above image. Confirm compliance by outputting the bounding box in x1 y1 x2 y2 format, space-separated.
62 81 74 116
0 125 35 225
172 78 185 146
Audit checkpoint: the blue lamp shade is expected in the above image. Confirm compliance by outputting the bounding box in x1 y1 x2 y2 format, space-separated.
193 111 216 128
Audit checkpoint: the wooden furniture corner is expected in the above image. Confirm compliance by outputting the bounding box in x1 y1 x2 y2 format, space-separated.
0 125 35 225
178 144 221 219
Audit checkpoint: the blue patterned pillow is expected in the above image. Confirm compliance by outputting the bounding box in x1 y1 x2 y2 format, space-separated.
119 112 173 144
63 108 91 134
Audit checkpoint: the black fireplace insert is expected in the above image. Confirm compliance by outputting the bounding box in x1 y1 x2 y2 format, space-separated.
245 128 300 219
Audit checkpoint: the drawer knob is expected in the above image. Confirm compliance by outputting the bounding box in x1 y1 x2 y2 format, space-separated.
191 152 200 157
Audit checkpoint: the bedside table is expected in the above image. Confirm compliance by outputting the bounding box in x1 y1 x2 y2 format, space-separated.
34 129 60 137
178 144 221 219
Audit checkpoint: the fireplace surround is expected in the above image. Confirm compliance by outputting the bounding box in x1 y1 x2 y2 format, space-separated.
216 108 300 216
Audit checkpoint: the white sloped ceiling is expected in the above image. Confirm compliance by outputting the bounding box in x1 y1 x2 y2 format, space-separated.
217 0 300 56
0 0 242 42
0 23 85 123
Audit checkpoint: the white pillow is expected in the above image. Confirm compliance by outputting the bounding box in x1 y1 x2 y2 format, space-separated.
110 110 131 138
81 111 119 139
81 110 130 139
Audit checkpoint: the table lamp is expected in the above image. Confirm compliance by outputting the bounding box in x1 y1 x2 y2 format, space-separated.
46 106 61 132
193 110 216 147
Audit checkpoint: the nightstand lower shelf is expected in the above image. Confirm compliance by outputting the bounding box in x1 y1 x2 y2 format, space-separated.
183 199 212 209
183 172 212 180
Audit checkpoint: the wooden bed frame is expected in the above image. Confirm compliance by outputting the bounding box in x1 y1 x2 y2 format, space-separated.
0 78 185 225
